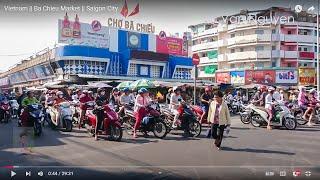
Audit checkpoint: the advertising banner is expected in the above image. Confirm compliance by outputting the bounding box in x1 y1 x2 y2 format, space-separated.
230 71 245 84
216 72 230 84
204 65 217 74
42 64 54 76
156 32 183 56
58 16 109 48
34 65 46 79
26 67 38 80
275 70 298 84
298 68 315 85
245 70 275 85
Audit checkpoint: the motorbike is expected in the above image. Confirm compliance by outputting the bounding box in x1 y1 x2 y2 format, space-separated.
161 102 202 137
239 104 253 124
22 104 44 136
0 100 11 123
123 102 168 139
48 101 73 132
83 101 123 141
71 100 81 125
249 102 297 130
9 100 19 119
290 103 320 125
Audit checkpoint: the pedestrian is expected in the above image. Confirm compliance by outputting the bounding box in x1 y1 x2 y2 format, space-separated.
207 91 231 150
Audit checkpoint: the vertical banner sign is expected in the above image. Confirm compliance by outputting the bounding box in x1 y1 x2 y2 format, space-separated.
216 72 230 84
245 70 275 85
298 68 316 85
275 70 298 84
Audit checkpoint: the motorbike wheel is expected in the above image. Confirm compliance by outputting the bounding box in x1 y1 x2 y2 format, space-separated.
283 117 297 130
110 124 123 142
153 121 168 139
189 121 202 137
123 122 134 136
240 114 251 124
251 114 262 127
294 111 308 125
65 119 73 132
34 122 42 136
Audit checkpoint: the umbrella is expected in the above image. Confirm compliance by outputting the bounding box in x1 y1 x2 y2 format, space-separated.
116 81 132 89
87 82 112 88
129 79 155 90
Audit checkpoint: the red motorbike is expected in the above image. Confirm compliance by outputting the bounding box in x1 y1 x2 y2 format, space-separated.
0 100 11 123
190 105 209 125
83 101 123 141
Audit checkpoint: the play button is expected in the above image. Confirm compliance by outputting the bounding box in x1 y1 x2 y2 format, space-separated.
11 171 16 178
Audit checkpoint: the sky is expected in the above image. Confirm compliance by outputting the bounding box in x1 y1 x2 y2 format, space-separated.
0 0 317 71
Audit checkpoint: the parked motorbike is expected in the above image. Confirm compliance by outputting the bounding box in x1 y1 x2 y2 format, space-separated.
48 101 73 132
161 102 202 137
239 104 253 124
83 101 123 141
249 102 297 130
0 100 11 123
9 100 19 119
123 103 168 139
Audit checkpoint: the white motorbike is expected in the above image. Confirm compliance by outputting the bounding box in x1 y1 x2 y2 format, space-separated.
48 102 73 132
9 100 19 118
248 102 297 130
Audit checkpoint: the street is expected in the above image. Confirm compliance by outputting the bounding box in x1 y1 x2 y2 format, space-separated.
1 116 320 179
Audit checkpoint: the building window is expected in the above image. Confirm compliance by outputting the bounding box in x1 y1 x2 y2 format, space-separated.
272 61 276 67
255 46 264 51
230 64 235 69
231 33 235 38
255 29 264 34
288 31 292 34
231 49 235 53
287 63 292 67
272 46 276 50
272 29 276 34
240 48 244 52
151 65 161 78
298 47 301 51
257 62 264 67
128 64 138 76
304 47 308 51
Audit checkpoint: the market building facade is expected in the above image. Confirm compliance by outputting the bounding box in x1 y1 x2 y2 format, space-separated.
0 15 193 92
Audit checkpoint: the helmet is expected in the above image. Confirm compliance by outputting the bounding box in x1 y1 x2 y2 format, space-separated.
26 91 33 96
138 88 148 94
122 88 129 92
83 90 88 94
173 86 181 92
205 87 210 92
309 88 317 94
260 85 267 91
76 89 81 93
112 88 119 93
56 91 63 96
299 86 306 92
88 91 93 95
97 88 105 93
268 87 275 92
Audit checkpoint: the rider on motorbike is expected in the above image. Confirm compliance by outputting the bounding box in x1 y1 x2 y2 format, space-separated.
21 91 39 126
265 87 275 130
133 88 151 138
170 86 184 128
306 88 318 126
51 91 67 126
94 88 108 140
200 87 213 123
119 88 133 113
79 90 94 124
109 88 120 108
298 86 310 122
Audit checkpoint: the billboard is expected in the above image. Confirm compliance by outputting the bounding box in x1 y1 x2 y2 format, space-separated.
58 15 109 48
216 72 230 84
230 71 245 84
275 70 298 84
156 31 184 56
299 68 315 85
245 70 275 85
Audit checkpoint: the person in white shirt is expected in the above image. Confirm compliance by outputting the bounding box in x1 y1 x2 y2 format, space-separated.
272 87 281 102
265 87 275 130
120 88 133 105
170 86 183 128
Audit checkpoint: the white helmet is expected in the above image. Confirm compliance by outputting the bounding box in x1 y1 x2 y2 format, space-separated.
173 86 180 92
268 87 275 92
56 91 63 96
309 88 317 94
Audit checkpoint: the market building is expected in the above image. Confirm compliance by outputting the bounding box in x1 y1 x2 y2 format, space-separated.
189 7 318 86
0 14 193 92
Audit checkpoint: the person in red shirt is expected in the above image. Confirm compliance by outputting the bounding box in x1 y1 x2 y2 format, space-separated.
79 90 94 124
52 91 67 126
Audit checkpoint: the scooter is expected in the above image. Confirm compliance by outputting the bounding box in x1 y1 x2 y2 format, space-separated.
71 100 81 125
48 101 73 132
161 102 202 137
9 100 19 119
123 102 168 139
249 102 297 130
21 104 44 136
83 101 123 141
0 100 11 123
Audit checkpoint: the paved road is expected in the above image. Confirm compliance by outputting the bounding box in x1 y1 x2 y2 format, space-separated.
1 116 320 179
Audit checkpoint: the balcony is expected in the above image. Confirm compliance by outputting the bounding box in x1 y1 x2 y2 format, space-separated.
284 51 298 59
217 39 227 47
299 51 315 59
193 28 218 39
199 56 217 64
227 51 271 61
227 34 271 46
217 54 227 62
283 35 316 43
191 41 218 52
198 70 215 78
